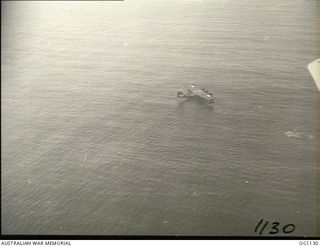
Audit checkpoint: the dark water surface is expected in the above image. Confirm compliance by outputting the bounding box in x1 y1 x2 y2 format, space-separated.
2 0 319 236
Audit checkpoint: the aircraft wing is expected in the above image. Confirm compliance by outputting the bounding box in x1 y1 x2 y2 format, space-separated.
308 58 320 91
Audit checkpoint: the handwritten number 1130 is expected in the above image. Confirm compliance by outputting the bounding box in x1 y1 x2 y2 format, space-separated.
254 218 295 235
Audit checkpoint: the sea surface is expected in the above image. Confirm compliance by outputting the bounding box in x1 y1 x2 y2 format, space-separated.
1 0 319 236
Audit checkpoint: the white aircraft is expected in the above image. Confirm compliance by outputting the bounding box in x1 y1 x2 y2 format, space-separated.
308 58 320 91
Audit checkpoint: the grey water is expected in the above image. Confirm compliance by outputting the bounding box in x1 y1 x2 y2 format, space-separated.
1 0 319 236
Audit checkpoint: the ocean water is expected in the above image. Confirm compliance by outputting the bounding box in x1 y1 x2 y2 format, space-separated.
1 0 319 236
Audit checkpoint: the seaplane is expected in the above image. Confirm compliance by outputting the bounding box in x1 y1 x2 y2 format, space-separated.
177 85 214 104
